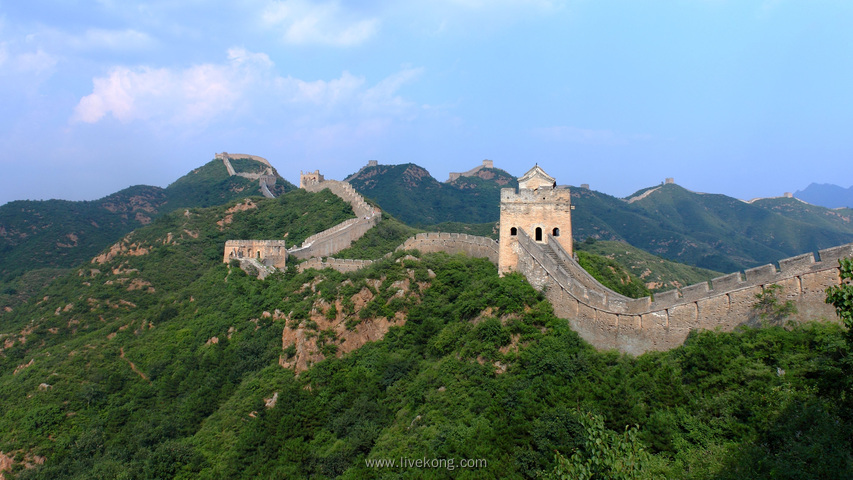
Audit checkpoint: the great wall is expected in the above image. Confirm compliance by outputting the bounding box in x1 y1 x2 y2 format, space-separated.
223 158 852 355
223 166 381 273
216 152 278 199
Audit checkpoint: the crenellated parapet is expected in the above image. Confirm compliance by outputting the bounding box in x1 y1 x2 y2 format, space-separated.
223 240 288 269
447 159 495 182
301 179 374 218
216 152 272 167
515 228 852 355
396 232 499 265
297 257 374 273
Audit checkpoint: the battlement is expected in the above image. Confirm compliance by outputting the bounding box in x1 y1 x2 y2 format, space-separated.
396 233 499 265
223 240 287 269
500 187 572 204
513 225 852 354
300 170 325 189
447 159 496 182
215 152 271 167
298 257 374 273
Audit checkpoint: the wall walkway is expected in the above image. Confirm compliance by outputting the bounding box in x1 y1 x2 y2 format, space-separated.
515 230 850 355
289 180 381 259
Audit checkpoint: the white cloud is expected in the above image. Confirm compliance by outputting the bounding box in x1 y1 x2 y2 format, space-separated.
73 47 270 124
361 67 424 113
10 48 58 74
72 48 424 128
261 0 380 46
278 71 365 105
69 28 157 51
0 42 7 66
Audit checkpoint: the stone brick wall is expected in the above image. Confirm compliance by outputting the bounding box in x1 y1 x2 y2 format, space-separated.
396 233 499 264
447 159 494 182
515 229 852 355
289 215 381 259
221 156 236 176
288 179 381 259
215 152 272 167
223 240 288 269
302 180 374 217
297 257 374 273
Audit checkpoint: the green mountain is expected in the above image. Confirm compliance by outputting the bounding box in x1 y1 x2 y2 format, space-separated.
0 158 295 286
0 188 850 479
344 163 853 273
345 163 517 226
563 184 853 273
575 238 723 293
621 184 853 271
748 196 853 231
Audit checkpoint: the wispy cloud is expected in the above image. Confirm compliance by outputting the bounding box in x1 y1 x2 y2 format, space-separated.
72 48 423 128
67 28 157 51
72 48 272 124
261 0 380 46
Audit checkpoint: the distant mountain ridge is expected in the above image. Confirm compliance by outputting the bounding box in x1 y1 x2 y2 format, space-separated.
794 183 853 209
345 161 853 273
0 157 295 283
345 161 517 226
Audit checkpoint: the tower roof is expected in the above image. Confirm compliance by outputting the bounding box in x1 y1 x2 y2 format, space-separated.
518 165 556 190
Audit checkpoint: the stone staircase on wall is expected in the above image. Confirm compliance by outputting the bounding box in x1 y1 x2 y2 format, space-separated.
220 155 277 198
289 179 381 259
515 229 851 355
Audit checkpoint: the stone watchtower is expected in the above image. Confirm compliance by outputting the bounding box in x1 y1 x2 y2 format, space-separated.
300 170 325 189
499 165 573 275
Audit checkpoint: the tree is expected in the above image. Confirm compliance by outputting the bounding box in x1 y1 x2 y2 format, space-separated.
543 412 656 480
826 258 853 344
752 284 797 326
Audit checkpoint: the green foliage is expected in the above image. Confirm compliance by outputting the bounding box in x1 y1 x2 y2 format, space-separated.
545 412 654 480
3 184 853 479
577 251 651 299
575 239 722 293
0 158 295 285
571 183 853 273
825 258 853 336
333 216 420 259
752 284 798 326
346 163 517 226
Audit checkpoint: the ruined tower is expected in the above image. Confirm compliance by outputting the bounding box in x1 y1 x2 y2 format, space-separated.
499 165 572 275
300 170 325 189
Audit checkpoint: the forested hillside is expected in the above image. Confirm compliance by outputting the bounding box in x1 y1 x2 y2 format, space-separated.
343 162 853 273
1 188 851 479
0 158 294 286
346 163 517 226
571 183 853 272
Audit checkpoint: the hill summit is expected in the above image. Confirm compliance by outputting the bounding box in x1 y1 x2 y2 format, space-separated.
345 160 516 226
0 154 295 285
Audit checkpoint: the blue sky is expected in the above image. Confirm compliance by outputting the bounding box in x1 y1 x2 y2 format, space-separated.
1 0 851 206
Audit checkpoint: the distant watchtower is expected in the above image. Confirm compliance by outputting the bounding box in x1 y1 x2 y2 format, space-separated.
499 165 572 275
300 170 325 189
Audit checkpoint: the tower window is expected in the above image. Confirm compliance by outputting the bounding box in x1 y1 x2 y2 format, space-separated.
535 227 543 242
553 228 560 237
510 227 517 236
